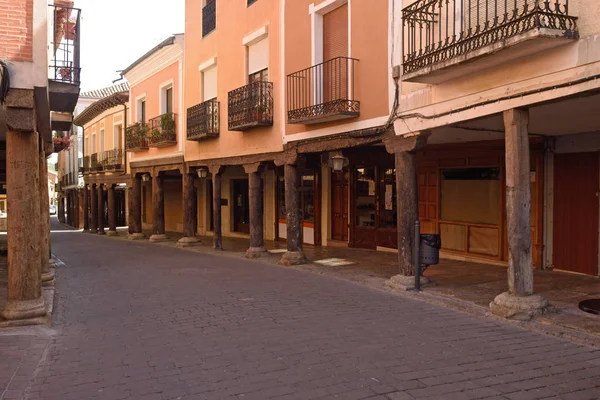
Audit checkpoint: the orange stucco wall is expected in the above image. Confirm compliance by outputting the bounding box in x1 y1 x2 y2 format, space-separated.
129 60 181 160
183 0 283 162
284 0 390 136
83 106 127 158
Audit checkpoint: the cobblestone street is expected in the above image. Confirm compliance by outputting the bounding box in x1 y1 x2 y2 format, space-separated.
1 220 600 400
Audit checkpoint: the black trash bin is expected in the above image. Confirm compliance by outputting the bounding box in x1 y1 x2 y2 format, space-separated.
420 234 441 265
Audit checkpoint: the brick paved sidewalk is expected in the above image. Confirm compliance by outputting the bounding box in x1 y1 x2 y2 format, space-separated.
4 223 600 400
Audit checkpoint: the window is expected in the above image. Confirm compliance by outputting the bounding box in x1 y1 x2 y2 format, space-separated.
247 37 268 81
202 66 218 101
136 98 146 123
85 137 89 155
166 87 173 114
161 84 174 114
99 129 105 154
113 125 122 149
91 133 96 154
202 0 216 37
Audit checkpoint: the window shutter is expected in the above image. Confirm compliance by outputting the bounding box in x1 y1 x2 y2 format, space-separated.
248 38 269 76
203 66 218 101
323 3 348 62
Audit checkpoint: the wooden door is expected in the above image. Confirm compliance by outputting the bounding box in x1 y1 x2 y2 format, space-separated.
331 169 349 241
553 152 599 275
233 179 250 234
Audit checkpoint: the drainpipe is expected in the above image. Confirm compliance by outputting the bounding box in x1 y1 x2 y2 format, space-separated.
123 104 128 177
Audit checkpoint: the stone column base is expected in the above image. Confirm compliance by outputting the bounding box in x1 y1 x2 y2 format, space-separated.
89 229 98 234
176 237 200 248
41 270 56 287
0 297 47 321
246 247 269 258
489 292 552 321
49 259 57 268
127 233 146 240
385 274 430 291
149 234 169 242
98 229 106 235
279 251 307 266
106 230 119 237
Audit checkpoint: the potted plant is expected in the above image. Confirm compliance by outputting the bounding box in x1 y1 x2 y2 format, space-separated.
160 113 176 141
58 67 72 81
53 134 71 152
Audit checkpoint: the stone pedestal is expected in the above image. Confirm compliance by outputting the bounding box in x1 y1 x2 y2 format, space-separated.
385 274 430 291
149 234 169 242
106 231 119 237
490 292 552 321
127 233 146 240
1 130 46 322
177 236 200 248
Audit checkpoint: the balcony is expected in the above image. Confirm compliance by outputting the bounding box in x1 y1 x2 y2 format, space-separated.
90 153 103 172
148 113 177 148
402 0 578 84
187 99 220 141
228 81 273 131
125 123 149 152
102 149 125 171
49 4 81 123
203 0 216 37
287 57 359 124
82 155 90 173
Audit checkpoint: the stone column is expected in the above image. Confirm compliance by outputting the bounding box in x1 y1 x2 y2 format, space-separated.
97 184 105 235
128 175 145 240
177 171 200 247
149 172 167 242
280 163 307 265
82 184 89 232
66 193 72 226
58 197 64 223
245 163 268 258
210 166 223 250
490 109 550 320
1 130 46 322
383 133 429 290
39 147 55 287
107 184 118 236
90 184 98 234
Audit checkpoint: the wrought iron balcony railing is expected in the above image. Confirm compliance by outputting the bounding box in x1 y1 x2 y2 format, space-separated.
287 57 359 124
402 0 578 76
125 123 149 152
148 113 177 147
187 99 220 141
50 4 81 84
102 149 125 171
203 0 216 37
90 153 103 172
82 155 90 173
228 81 274 131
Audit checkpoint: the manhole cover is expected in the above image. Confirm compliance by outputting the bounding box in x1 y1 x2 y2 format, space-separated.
579 299 600 315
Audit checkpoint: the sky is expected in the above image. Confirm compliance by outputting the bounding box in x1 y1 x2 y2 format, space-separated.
76 0 185 91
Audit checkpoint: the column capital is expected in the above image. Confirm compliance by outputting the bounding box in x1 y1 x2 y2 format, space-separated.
383 131 431 154
243 162 263 174
209 165 223 176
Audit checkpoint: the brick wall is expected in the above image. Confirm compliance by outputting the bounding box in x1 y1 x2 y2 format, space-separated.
0 0 34 62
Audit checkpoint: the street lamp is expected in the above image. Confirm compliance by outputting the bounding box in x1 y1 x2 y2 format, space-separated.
141 173 150 182
330 152 346 172
196 167 209 179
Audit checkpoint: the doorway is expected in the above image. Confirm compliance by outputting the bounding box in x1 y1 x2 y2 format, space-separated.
232 179 250 234
553 152 599 275
331 169 349 242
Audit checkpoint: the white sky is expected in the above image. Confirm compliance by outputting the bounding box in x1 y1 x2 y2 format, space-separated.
77 0 185 91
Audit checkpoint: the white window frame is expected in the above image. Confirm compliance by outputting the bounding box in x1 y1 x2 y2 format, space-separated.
198 57 218 102
135 93 147 123
113 123 123 150
309 0 350 66
159 79 174 115
243 26 269 83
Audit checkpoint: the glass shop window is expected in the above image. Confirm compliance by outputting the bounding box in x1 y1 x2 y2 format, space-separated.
355 167 376 227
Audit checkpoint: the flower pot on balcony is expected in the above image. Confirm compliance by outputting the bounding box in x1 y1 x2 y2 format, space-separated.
53 143 67 153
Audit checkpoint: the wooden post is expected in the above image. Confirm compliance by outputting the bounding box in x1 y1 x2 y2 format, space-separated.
1 130 46 321
149 172 167 241
90 184 98 234
280 163 307 265
395 151 418 276
504 108 534 296
177 171 200 247
97 184 105 235
128 175 145 240
39 146 54 286
107 184 118 236
210 166 223 250
490 109 550 320
245 163 268 258
83 184 89 231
